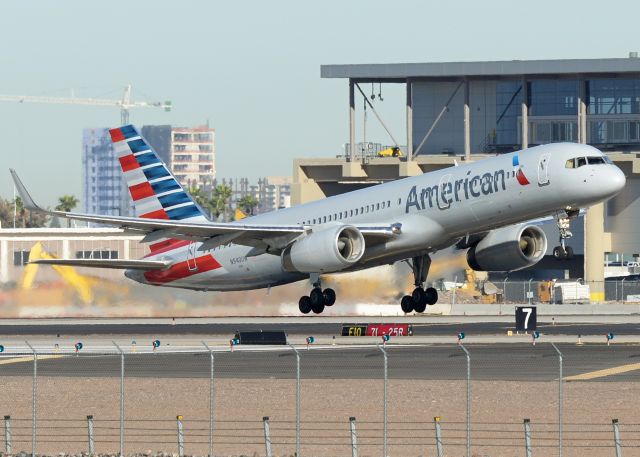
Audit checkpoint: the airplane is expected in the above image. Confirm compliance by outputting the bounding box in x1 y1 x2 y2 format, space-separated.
10 125 626 314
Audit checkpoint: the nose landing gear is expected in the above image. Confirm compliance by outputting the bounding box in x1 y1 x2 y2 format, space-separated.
400 254 438 314
553 210 578 260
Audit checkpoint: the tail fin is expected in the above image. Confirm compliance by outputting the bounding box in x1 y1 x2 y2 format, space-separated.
109 125 208 222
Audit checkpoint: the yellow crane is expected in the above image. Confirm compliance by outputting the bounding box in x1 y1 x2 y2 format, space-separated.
0 84 171 124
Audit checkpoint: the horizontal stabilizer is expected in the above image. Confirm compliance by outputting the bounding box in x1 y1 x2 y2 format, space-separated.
30 258 171 270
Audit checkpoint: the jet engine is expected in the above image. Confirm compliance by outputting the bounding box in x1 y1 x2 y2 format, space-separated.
466 224 547 272
282 225 365 273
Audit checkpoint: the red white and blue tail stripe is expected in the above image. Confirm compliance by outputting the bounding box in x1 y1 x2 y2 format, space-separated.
110 125 209 254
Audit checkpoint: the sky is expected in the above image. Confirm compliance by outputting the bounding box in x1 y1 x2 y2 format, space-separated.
0 0 639 207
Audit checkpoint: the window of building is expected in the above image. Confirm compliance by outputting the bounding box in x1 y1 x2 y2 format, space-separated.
75 250 118 259
13 250 29 266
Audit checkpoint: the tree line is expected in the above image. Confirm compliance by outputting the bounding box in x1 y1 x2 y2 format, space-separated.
0 195 78 228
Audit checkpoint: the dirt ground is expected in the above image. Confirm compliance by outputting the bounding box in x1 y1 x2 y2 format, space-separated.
0 376 638 457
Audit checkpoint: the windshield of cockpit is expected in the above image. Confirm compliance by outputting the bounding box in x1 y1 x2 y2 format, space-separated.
565 155 613 168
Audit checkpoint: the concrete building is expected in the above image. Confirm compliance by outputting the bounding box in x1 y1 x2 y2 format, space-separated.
82 128 132 217
142 124 216 190
215 176 292 215
293 56 640 300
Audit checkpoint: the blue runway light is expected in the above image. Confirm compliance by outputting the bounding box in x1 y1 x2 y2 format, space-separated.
607 332 614 340
457 332 465 340
382 334 391 342
533 331 541 339
0 345 5 353
152 339 161 349
306 336 315 344
74 342 83 352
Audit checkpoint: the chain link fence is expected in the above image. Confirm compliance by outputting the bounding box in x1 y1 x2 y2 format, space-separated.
444 279 640 304
0 343 638 456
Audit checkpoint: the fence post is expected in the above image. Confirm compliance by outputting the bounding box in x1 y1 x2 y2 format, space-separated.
25 341 37 457
551 343 563 457
288 344 301 457
263 416 272 457
87 415 95 455
523 418 532 457
177 415 184 456
4 415 11 454
612 418 622 457
112 341 125 457
377 344 388 457
434 416 444 457
349 416 358 457
202 342 215 457
459 344 471 457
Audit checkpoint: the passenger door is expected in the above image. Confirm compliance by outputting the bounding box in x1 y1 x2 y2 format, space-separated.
538 153 551 186
187 241 198 271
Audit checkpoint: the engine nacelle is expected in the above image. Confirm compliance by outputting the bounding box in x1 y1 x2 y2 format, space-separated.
282 225 365 273
467 224 547 272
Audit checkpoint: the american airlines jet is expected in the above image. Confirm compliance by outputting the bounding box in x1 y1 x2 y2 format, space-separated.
10 125 625 314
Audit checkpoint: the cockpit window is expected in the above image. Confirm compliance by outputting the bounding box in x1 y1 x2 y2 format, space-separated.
565 159 575 169
576 157 587 167
587 156 606 165
603 156 613 164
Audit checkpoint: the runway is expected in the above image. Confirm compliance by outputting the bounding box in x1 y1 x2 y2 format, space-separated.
0 315 638 336
1 343 639 382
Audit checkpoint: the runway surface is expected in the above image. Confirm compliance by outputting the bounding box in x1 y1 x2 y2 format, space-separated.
0 317 638 337
1 343 639 381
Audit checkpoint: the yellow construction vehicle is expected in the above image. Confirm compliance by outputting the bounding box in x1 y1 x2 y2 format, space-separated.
20 242 95 305
377 146 403 158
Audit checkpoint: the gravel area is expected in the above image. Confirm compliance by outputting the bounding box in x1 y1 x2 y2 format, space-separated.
0 376 638 457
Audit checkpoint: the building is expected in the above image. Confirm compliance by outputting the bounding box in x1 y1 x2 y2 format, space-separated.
215 176 292 215
82 128 132 216
292 56 640 299
142 125 216 190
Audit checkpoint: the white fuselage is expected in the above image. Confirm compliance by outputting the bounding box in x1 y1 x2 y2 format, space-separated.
126 143 625 291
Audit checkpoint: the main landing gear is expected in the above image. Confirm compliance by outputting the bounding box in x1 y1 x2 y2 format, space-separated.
553 210 578 260
299 276 336 314
400 254 438 314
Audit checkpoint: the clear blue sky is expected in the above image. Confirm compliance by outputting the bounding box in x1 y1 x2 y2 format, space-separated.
0 0 638 207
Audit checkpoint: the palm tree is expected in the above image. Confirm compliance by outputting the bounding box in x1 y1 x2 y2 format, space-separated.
237 195 259 216
188 186 213 217
210 184 233 221
55 195 79 227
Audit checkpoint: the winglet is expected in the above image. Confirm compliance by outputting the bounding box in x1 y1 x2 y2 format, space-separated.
9 169 44 212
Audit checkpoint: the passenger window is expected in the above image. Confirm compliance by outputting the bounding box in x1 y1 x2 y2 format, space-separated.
397 198 401 205
361 206 364 213
350 210 353 217
313 219 316 224
587 156 606 165
366 206 369 213
565 159 575 169
355 208 359 215
577 157 587 167
334 213 337 220
388 200 391 207
376 203 380 210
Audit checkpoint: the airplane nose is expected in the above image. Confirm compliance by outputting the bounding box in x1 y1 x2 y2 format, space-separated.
606 166 626 196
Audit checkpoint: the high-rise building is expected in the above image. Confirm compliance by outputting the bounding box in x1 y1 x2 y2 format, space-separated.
82 128 132 216
143 124 216 190
215 176 291 215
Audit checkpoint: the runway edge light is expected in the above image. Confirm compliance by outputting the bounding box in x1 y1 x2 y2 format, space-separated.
532 331 541 346
306 336 315 349
457 332 465 344
74 342 83 353
606 332 615 346
152 339 161 350
0 345 5 353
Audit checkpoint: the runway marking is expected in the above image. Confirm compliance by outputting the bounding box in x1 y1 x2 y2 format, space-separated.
0 355 64 365
564 362 640 381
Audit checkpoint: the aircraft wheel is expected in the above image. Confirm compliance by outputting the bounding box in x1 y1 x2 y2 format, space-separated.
311 301 325 314
553 246 566 260
310 287 324 307
400 295 414 313
323 288 336 306
565 246 574 259
414 301 427 313
299 296 312 314
425 287 438 305
412 287 427 307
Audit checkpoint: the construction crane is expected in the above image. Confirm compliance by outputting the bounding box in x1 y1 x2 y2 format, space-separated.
0 84 172 125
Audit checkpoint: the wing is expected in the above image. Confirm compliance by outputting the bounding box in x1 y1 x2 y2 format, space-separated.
10 169 398 252
30 258 170 270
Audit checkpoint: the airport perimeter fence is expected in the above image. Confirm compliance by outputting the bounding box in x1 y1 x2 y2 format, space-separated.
452 279 640 304
0 342 638 457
